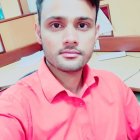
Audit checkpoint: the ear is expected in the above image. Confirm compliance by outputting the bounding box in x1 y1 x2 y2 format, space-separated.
35 24 42 44
95 24 100 40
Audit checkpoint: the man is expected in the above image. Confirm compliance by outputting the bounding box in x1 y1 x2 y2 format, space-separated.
0 0 140 139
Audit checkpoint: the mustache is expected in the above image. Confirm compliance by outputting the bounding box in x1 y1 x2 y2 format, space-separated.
59 46 82 54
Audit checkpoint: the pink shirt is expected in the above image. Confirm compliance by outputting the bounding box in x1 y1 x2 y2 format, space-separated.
0 59 140 140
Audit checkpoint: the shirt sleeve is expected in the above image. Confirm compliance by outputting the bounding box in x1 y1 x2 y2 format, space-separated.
0 115 26 140
0 91 30 140
124 87 140 139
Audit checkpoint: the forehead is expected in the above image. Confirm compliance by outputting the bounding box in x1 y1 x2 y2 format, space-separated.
41 0 96 20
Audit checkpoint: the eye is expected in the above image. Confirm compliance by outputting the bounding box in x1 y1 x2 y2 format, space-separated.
77 22 89 31
49 22 64 31
53 23 61 28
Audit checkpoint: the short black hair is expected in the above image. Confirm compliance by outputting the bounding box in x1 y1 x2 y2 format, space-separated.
36 0 100 24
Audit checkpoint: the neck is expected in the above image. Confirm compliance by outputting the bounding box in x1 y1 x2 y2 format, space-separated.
47 64 83 95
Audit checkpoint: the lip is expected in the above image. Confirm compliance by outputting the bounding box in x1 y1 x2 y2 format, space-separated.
60 49 81 58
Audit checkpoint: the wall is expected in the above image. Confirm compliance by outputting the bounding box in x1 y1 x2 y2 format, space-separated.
0 0 140 52
101 0 140 36
0 0 37 52
0 15 37 51
0 0 21 19
20 0 30 15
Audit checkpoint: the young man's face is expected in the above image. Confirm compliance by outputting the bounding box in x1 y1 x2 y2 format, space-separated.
37 0 99 72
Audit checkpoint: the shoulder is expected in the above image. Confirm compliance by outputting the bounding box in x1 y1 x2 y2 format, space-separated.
90 68 130 94
91 68 122 83
0 80 33 136
90 68 135 104
0 71 40 103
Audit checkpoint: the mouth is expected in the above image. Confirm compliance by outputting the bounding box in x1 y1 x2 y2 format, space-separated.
59 49 81 58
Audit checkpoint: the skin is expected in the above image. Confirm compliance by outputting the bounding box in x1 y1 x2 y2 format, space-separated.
36 0 99 95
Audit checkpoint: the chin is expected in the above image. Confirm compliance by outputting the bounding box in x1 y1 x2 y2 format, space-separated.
57 64 84 72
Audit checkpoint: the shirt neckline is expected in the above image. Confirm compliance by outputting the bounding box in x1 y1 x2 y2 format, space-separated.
38 58 99 103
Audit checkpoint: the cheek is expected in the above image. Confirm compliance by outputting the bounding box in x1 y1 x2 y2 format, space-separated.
88 33 97 49
80 31 96 43
80 35 96 49
41 36 62 60
41 39 53 58
42 32 62 47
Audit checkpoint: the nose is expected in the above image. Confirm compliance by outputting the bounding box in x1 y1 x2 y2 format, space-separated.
63 26 79 47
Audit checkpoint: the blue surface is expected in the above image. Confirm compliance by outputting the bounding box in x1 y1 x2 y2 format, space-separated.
0 8 4 20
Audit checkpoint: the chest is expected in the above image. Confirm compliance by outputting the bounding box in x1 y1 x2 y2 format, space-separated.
30 95 128 140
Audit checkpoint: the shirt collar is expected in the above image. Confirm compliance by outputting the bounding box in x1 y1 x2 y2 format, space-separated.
82 64 99 87
38 58 99 103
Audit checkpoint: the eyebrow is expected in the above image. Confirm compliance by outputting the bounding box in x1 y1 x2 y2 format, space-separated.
46 16 65 21
77 17 94 22
46 16 94 22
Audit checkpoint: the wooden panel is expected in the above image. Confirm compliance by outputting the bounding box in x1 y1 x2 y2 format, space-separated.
0 43 42 67
18 0 30 15
0 34 5 53
0 15 37 51
0 12 36 23
98 36 140 52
